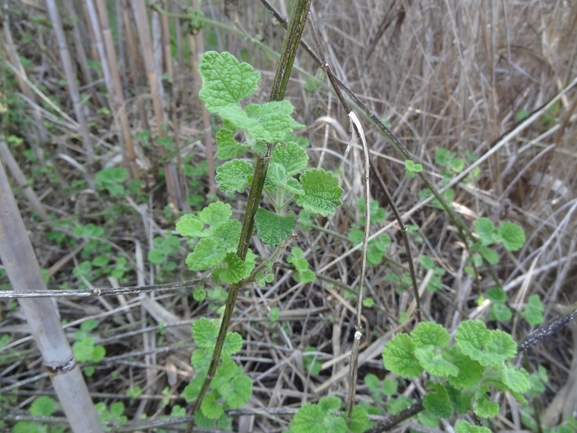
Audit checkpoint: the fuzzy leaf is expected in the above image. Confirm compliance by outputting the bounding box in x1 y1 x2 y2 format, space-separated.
479 246 499 265
213 251 254 284
176 215 205 238
218 374 252 408
455 420 492 433
498 222 525 251
30 396 56 417
296 169 343 216
523 294 544 325
254 208 296 249
319 396 341 413
199 201 233 227
486 287 507 303
222 332 243 356
383 333 423 379
216 159 253 195
456 320 514 367
216 128 243 160
500 364 530 393
474 392 500 418
414 347 459 378
243 101 305 142
186 238 224 271
347 406 370 433
193 318 218 348
198 52 260 112
474 218 496 245
201 391 224 419
423 383 453 418
290 404 325 433
412 322 450 349
271 141 309 176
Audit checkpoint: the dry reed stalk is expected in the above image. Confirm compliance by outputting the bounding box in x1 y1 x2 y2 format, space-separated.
63 0 100 109
0 155 104 433
121 0 150 131
45 0 94 162
94 0 140 178
131 0 180 207
2 22 47 161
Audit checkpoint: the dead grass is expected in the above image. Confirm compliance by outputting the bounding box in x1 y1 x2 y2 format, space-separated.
1 0 577 431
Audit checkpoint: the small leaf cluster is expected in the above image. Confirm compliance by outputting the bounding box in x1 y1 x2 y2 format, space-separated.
302 347 322 375
485 287 512 323
95 167 127 197
176 201 255 285
419 256 446 292
404 160 423 179
73 319 106 377
285 396 369 433
14 396 64 433
287 247 315 283
348 199 390 265
147 233 180 273
383 320 530 422
181 318 252 430
95 401 127 431
470 217 526 271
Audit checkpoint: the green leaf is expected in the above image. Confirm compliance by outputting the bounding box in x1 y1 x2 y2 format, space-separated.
290 403 325 433
456 320 515 367
474 218 496 245
500 364 530 393
303 347 322 375
446 383 472 414
473 392 499 418
318 396 341 413
254 209 296 249
455 420 492 433
479 246 499 265
216 159 253 195
216 128 243 160
423 383 453 418
199 201 233 227
193 318 218 348
486 287 507 303
414 347 459 378
212 252 254 284
218 374 252 408
243 101 305 142
30 396 56 417
490 303 512 323
347 406 369 433
411 322 450 349
498 222 525 251
296 169 343 217
147 249 164 265
271 141 309 176
383 333 423 379
194 407 215 429
523 294 544 325
419 256 434 270
222 332 243 356
198 52 260 112
186 220 241 271
404 160 423 172
73 338 96 362
448 346 485 389
435 148 454 167
201 390 224 419
382 378 398 396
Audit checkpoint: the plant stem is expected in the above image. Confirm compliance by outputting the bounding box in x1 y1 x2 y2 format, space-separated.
186 1 312 430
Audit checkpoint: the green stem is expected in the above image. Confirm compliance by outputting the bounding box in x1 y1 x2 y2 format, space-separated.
186 1 312 430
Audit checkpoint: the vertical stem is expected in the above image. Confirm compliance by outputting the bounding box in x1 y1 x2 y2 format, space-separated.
0 153 103 433
187 1 312 430
45 0 94 162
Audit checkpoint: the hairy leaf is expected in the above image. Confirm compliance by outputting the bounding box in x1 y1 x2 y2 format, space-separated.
216 160 253 195
198 52 260 112
296 169 343 216
383 334 423 379
271 141 309 176
254 208 296 248
498 222 525 251
216 128 244 160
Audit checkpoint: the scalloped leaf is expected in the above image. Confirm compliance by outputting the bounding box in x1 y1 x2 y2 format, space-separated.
271 141 309 176
215 160 253 196
296 169 343 217
254 208 296 249
383 333 423 379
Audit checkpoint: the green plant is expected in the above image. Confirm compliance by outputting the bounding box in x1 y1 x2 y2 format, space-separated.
148 233 180 272
472 217 526 266
72 319 106 377
94 167 128 197
13 396 64 433
181 318 252 430
418 256 446 292
285 396 369 433
95 401 127 431
383 320 530 425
